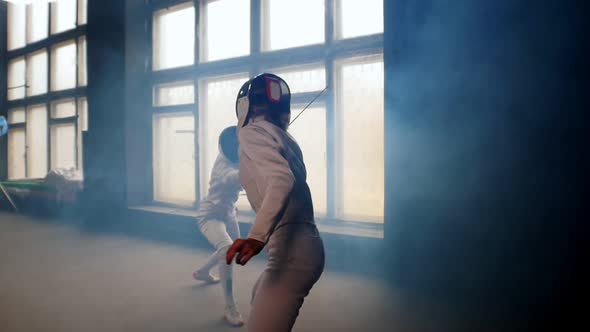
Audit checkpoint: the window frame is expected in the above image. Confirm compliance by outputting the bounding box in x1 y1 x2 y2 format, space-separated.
147 0 384 229
3 1 88 180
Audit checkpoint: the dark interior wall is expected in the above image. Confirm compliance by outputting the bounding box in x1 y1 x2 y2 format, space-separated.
0 3 7 180
384 0 583 313
125 0 151 206
83 0 127 212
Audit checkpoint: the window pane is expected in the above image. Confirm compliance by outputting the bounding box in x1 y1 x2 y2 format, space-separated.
51 123 77 170
202 0 250 62
78 36 87 86
335 57 384 222
153 3 195 70
77 97 88 174
8 128 26 180
7 3 26 50
51 99 76 118
338 0 383 39
8 57 26 100
288 106 327 215
78 97 88 131
272 67 326 93
26 105 48 178
199 75 249 208
153 113 195 205
8 108 26 124
263 0 324 51
27 50 48 96
153 81 195 106
27 1 49 43
78 0 87 25
51 0 77 34
51 40 77 91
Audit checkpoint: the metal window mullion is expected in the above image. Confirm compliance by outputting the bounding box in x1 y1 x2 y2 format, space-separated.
75 0 79 27
193 76 201 207
47 37 53 171
197 0 205 64
75 36 79 88
324 0 335 219
194 1 201 207
45 100 50 174
251 0 261 58
23 104 28 178
325 59 336 220
74 96 79 170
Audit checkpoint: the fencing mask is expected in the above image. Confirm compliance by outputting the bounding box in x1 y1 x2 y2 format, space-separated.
235 73 291 130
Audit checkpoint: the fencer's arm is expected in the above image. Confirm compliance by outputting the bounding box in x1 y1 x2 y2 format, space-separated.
239 126 295 244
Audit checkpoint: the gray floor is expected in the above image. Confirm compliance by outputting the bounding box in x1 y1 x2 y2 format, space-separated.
0 212 505 332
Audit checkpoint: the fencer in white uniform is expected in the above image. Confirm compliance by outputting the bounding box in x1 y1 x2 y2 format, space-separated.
226 73 325 332
194 125 244 326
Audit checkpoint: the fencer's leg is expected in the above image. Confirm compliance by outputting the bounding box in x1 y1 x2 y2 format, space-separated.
195 218 243 325
217 245 235 306
226 216 241 241
218 245 244 326
248 225 324 332
194 250 221 283
194 218 229 283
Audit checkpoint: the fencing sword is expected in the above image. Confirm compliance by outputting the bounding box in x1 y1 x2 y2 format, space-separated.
289 86 328 126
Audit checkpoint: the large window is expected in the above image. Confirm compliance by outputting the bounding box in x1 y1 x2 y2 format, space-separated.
150 0 384 225
152 2 195 70
201 0 250 62
4 1 88 180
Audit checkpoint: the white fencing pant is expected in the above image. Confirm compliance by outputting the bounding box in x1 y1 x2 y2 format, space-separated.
248 223 324 332
197 217 240 306
197 217 240 251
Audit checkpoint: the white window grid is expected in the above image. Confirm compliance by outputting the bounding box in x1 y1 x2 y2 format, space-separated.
149 0 384 226
3 2 88 180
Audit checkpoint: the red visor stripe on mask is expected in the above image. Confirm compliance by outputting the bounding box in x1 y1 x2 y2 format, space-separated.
265 77 282 103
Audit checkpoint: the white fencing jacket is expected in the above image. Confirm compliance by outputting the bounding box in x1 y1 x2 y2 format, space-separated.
237 116 315 243
195 147 241 222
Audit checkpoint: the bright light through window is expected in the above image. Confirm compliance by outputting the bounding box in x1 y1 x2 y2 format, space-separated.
51 123 77 170
199 75 248 208
153 113 196 206
78 36 87 86
51 0 77 34
203 0 250 62
51 99 76 119
288 106 327 215
26 50 48 97
7 3 26 50
26 104 48 178
51 40 77 91
8 108 26 125
153 3 195 70
338 0 383 39
8 57 26 101
335 57 384 222
153 81 195 107
27 1 49 43
263 0 325 51
271 67 326 93
78 0 88 25
8 128 26 180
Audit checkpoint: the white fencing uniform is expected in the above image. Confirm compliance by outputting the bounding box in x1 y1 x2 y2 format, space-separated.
238 116 325 332
195 150 241 249
194 147 242 318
